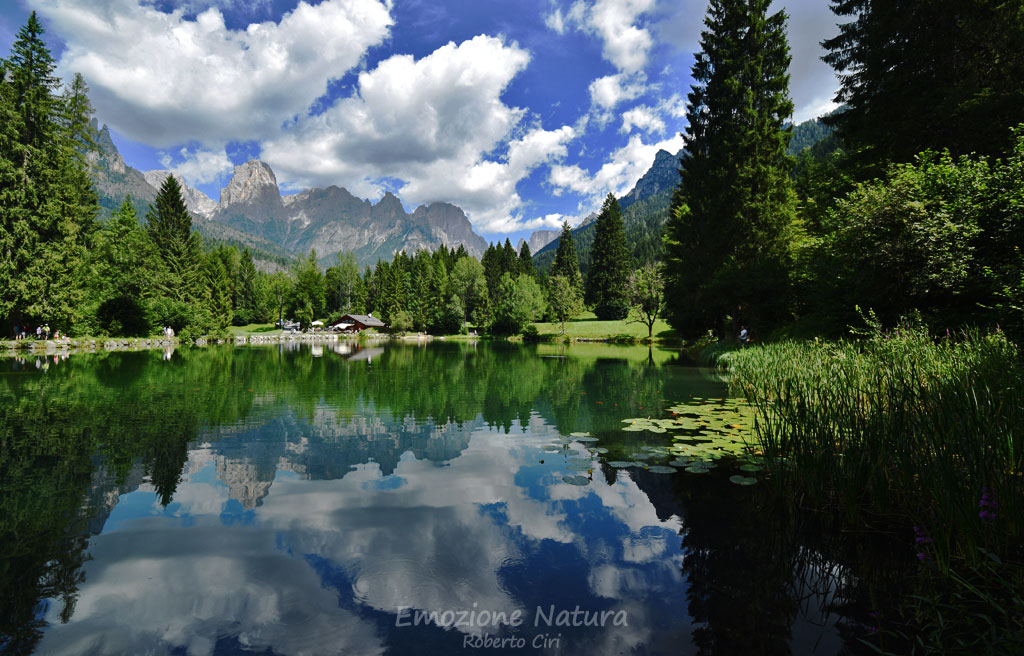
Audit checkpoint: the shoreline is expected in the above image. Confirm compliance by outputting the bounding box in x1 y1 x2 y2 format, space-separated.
1 331 680 355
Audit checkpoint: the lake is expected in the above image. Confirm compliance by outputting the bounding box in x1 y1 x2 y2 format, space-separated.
0 341 900 655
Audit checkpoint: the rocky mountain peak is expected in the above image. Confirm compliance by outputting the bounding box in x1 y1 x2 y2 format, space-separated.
619 148 681 210
517 229 558 254
219 160 281 208
143 169 217 217
86 121 126 175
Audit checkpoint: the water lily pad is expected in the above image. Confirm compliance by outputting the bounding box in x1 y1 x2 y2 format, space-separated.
630 452 654 460
729 475 758 486
562 475 590 486
630 461 650 468
608 461 633 468
591 447 609 453
622 426 646 431
684 465 710 474
739 464 763 472
647 465 677 474
574 436 600 442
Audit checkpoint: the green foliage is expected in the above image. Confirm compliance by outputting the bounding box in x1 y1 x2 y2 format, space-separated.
290 249 325 322
728 322 1023 570
627 263 664 339
434 294 465 335
551 221 583 292
823 0 1024 171
585 194 631 320
490 273 547 335
389 309 413 335
796 131 1024 340
450 255 488 324
87 198 159 336
664 0 796 339
0 12 99 336
547 274 584 334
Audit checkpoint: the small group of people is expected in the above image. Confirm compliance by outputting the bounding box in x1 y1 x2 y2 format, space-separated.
162 326 175 338
11 323 51 340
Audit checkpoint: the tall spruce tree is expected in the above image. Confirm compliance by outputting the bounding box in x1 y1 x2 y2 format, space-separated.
551 221 583 292
518 241 535 277
823 0 1024 169
585 193 630 319
663 0 795 337
1 12 98 334
147 175 201 304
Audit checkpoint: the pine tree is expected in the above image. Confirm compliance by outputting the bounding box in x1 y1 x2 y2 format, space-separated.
663 0 795 337
551 221 583 292
235 248 258 325
585 193 631 319
1 13 98 334
204 250 233 330
823 0 1024 168
518 241 535 277
147 175 201 304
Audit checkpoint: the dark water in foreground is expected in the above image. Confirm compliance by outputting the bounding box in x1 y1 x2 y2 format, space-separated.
0 341 903 655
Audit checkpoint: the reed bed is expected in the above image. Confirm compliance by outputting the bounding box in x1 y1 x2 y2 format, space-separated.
726 323 1023 570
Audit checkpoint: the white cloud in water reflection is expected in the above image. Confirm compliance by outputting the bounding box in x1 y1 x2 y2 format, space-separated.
38 423 687 655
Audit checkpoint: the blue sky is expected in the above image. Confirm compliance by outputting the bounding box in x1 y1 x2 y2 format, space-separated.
0 0 840 244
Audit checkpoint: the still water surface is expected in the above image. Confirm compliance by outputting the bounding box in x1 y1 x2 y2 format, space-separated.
0 341 887 655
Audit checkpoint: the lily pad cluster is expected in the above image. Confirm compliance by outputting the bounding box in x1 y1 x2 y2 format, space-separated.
616 398 766 485
546 432 603 487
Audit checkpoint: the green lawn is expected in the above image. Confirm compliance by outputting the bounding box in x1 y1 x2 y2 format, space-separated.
533 312 677 341
227 323 280 335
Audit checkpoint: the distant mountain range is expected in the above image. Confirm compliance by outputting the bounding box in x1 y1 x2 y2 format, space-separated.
533 116 833 274
88 116 830 272
88 122 487 267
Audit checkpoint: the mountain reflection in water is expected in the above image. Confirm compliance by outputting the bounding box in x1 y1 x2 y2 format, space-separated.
0 342 900 655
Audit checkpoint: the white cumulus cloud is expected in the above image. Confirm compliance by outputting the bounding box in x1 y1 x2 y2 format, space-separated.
589 73 646 110
550 0 657 74
34 0 394 147
262 35 576 234
620 105 664 134
160 145 234 185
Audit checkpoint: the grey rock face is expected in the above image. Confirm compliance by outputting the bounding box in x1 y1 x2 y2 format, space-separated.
516 230 558 254
618 148 682 210
211 161 487 266
143 170 217 217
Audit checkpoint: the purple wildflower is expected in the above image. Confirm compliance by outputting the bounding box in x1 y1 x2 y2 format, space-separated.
913 525 934 561
979 487 998 521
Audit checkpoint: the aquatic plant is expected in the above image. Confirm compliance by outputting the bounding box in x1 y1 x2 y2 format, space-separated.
728 323 1023 569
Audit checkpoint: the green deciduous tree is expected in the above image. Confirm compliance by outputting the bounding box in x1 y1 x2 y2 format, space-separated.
627 263 665 340
585 193 631 320
491 273 547 335
450 255 488 324
290 250 325 321
664 0 795 338
90 198 158 336
548 274 584 334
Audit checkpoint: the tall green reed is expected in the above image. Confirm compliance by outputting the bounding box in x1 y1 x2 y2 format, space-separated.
727 320 1023 570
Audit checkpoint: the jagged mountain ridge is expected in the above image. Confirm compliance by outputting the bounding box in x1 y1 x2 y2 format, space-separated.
210 160 488 267
86 126 489 268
